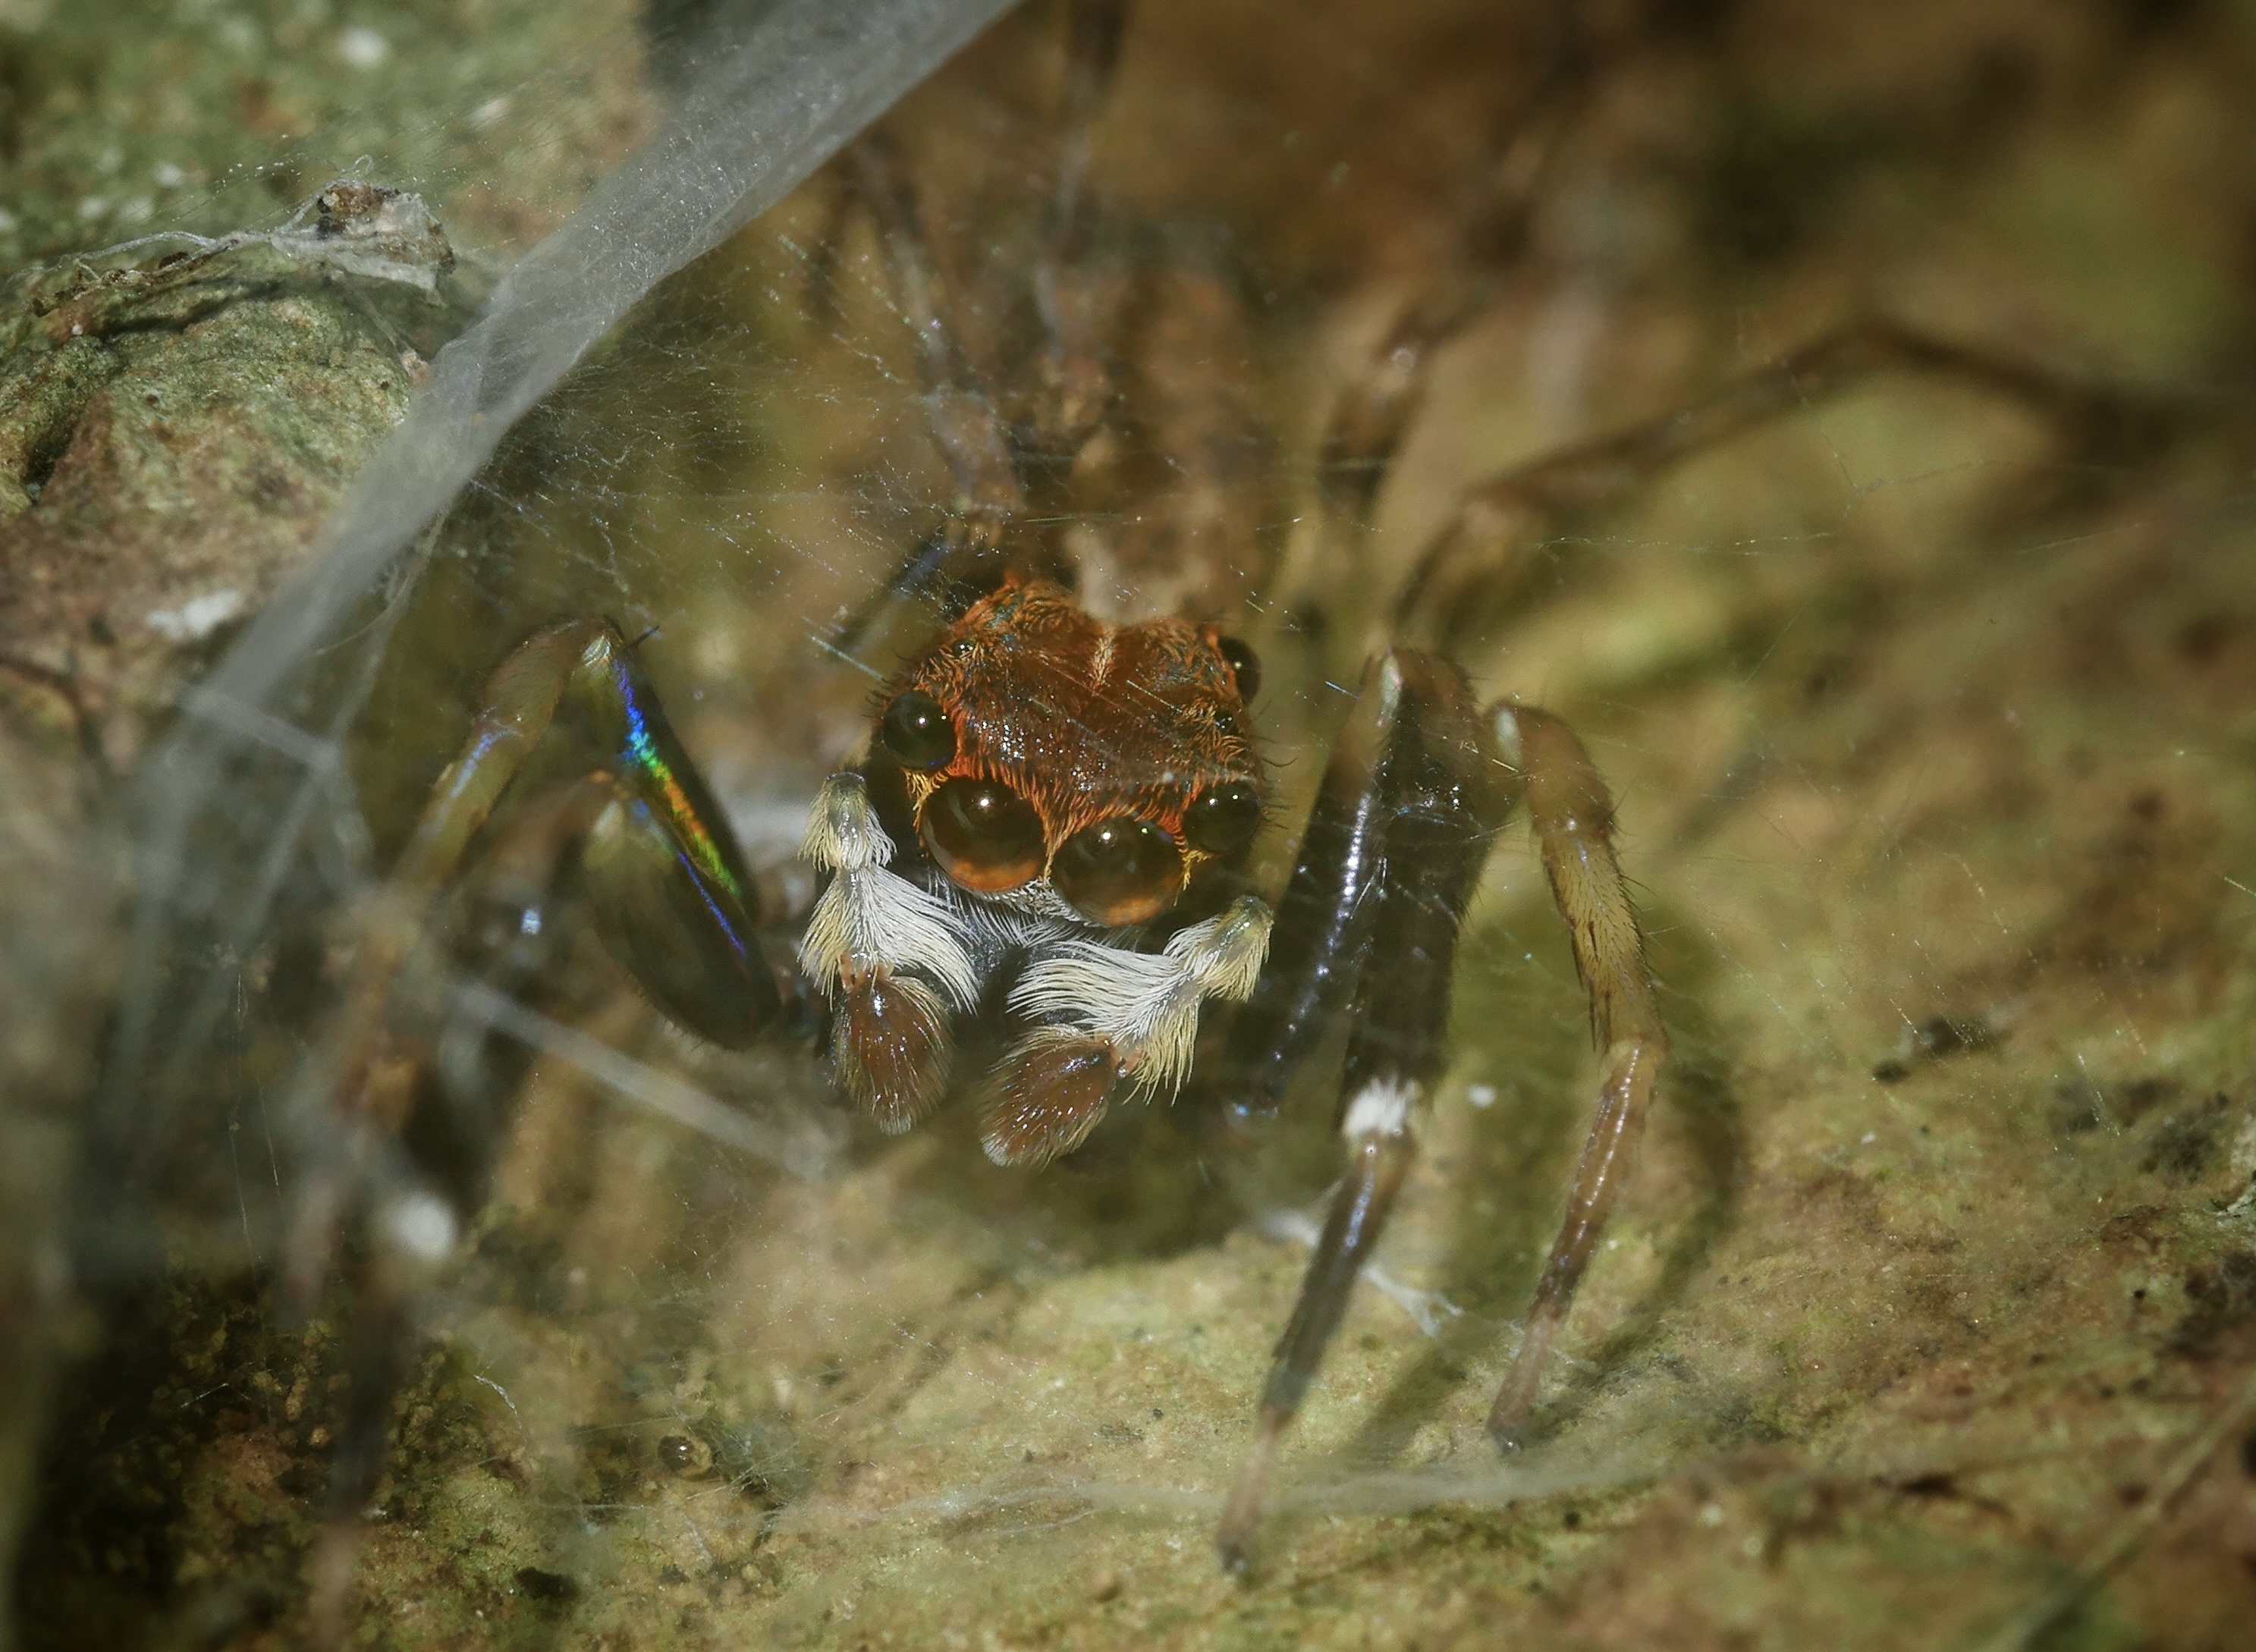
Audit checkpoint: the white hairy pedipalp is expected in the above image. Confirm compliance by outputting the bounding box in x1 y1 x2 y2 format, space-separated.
797 773 979 1010
1007 894 1272 1098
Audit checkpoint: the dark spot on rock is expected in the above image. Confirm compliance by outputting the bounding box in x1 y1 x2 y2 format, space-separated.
1562 1508 1581 1528
2174 613 2245 664
2176 1252 2256 1358
2141 1109 2218 1181
1876 1017 1993 1082
2117 1076 2183 1120
657 1433 712 1476
1899 1471 1955 1497
2053 1080 2106 1135
1912 1017 1991 1059
514 1567 577 1603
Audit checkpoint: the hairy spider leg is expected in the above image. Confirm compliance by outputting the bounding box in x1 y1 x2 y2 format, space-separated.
1211 660 1670 1571
1481 702 1668 1447
1389 316 2134 650
300 620 788 1643
1214 652 1512 1570
295 619 780 1309
1318 65 1585 526
797 771 981 1132
991 892 1271 1164
830 7 1130 643
847 133 1026 561
1205 649 1406 1123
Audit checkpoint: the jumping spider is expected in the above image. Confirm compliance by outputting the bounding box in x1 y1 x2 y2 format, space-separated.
323 0 1668 1578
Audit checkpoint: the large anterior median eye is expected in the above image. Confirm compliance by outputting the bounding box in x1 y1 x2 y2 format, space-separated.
921 776 1045 891
880 689 957 771
1051 817 1184 926
1183 779 1262 856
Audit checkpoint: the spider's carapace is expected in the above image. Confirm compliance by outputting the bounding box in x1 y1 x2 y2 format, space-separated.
862 573 1266 927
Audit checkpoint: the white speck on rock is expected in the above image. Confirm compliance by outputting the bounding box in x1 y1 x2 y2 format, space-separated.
143 589 247 642
382 1190 457 1264
337 25 389 68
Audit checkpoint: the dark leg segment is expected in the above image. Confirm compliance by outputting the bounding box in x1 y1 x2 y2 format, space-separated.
1202 651 1405 1121
1217 655 1512 1571
1484 703 1667 1447
301 623 785 1641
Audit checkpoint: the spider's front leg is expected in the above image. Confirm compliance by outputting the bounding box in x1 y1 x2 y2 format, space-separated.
320 619 786 1152
303 620 794 1642
1209 654 1667 1570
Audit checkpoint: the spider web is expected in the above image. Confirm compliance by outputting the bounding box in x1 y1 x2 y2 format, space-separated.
36 0 2256 1644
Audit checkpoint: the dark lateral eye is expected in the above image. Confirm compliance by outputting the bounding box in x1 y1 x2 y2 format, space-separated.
881 689 956 770
1217 636 1261 705
1184 780 1262 856
1051 817 1185 927
921 776 1045 892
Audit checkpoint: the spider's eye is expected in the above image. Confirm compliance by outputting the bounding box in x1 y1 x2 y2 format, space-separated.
880 689 957 771
1051 817 1184 926
1183 780 1262 856
921 777 1045 891
1217 636 1261 705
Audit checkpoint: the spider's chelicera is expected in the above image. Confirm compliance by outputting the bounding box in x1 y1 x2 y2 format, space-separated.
321 0 1667 1585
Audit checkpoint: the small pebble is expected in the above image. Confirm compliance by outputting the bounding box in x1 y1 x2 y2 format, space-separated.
1089 1567 1123 1603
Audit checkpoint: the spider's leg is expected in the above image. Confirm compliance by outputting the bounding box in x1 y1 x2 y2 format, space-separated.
1031 0 1130 454
316 621 775 1154
1201 649 1409 1123
299 618 782 1297
988 893 1271 1167
304 620 781 1644
1318 82 1579 526
797 771 980 1132
1390 316 2135 649
1482 702 1667 1448
1217 654 1513 1572
847 133 1026 561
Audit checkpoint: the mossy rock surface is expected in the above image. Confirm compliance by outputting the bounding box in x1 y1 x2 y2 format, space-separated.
6 3 2256 1650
